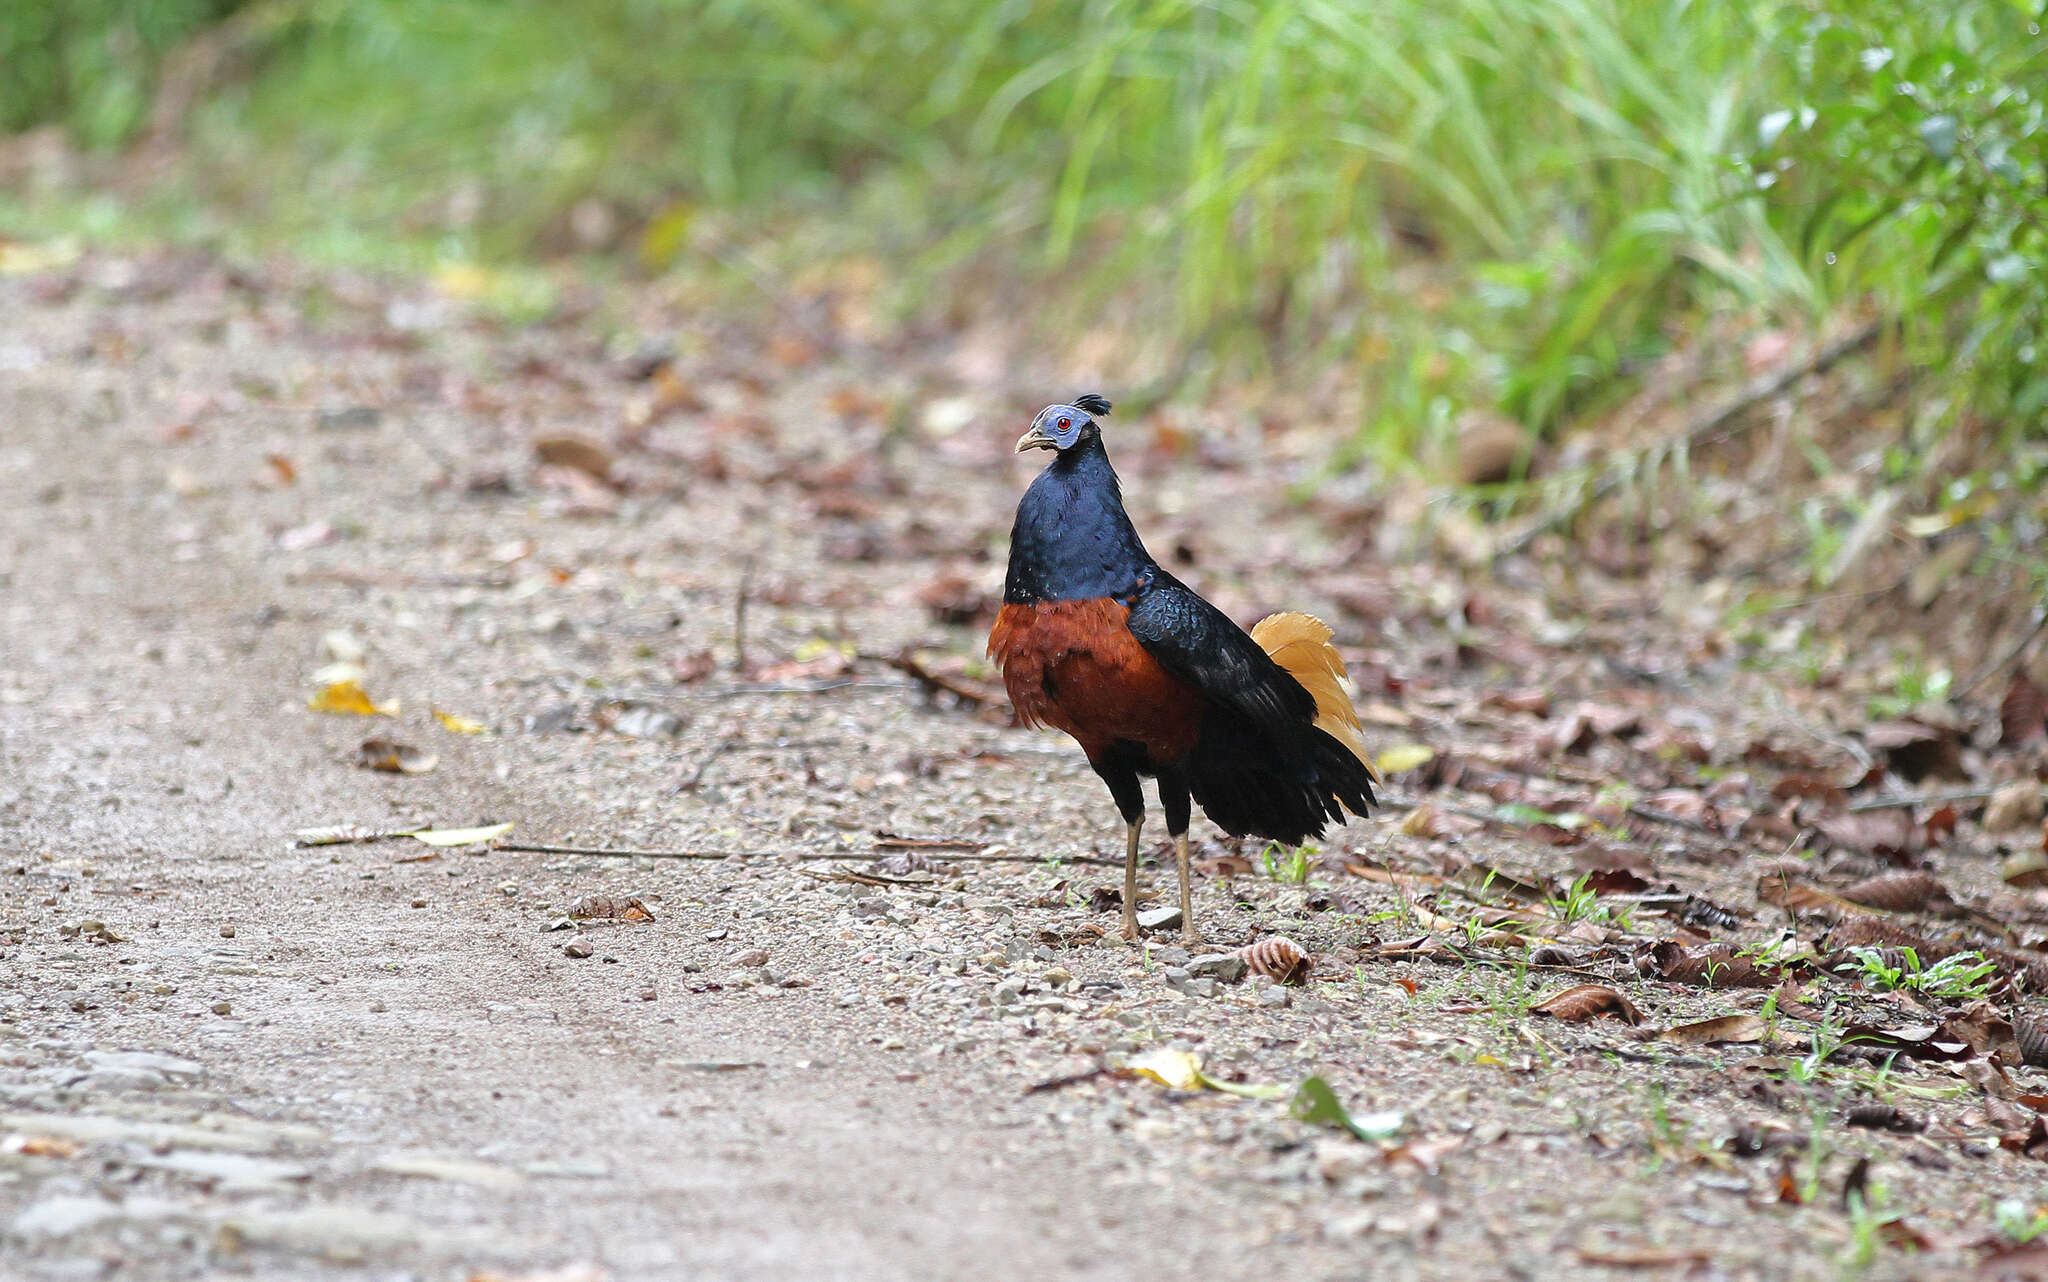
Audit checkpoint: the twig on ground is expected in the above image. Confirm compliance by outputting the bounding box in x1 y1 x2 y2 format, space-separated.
868 650 1011 709
874 832 989 851
1024 1065 1116 1095
1497 321 1883 559
1959 605 2048 698
672 734 737 794
797 867 938 887
1846 788 1996 813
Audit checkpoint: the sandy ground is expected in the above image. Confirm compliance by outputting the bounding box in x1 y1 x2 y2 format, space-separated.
1 254 2042 1282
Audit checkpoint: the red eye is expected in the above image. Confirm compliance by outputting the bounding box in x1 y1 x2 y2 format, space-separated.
1058 417 1071 429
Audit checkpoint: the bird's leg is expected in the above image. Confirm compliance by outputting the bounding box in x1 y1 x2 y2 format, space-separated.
1090 756 1147 942
1174 830 1198 946
1156 767 1198 945
1121 819 1142 941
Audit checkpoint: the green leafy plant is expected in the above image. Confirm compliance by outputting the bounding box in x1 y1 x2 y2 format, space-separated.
1995 1199 2048 1246
1260 842 1311 885
1844 946 1997 1000
1867 660 1954 719
1545 871 1606 925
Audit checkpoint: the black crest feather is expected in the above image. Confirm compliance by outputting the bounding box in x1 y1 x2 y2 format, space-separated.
1073 392 1112 416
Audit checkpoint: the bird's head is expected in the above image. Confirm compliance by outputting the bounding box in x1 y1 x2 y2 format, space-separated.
1015 393 1112 456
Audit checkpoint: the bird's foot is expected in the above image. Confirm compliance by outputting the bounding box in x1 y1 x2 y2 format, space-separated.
1121 915 1141 942
1179 927 1203 947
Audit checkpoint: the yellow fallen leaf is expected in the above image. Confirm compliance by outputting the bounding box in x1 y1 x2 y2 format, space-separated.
432 708 488 735
409 822 514 847
309 680 398 716
1374 743 1435 775
433 261 495 300
1123 1048 1204 1091
0 236 82 276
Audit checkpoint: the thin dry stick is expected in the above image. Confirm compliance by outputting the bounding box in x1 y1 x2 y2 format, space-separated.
493 843 1126 867
805 851 1126 867
1498 321 1883 559
498 843 763 860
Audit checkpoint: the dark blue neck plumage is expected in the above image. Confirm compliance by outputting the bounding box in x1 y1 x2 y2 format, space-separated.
1003 435 1156 605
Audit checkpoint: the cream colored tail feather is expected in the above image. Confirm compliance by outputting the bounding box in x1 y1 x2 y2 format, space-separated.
1251 611 1380 787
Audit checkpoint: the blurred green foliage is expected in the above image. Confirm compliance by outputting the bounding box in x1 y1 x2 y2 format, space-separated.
0 0 244 147
6 0 2045 456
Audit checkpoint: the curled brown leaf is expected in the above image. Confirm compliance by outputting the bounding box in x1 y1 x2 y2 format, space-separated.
1531 984 1642 1024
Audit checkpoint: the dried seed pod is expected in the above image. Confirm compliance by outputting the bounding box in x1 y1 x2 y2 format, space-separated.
1843 1102 1924 1133
1530 983 1643 1024
1838 870 1944 913
567 894 654 922
1239 936 1312 985
2016 1013 2048 1068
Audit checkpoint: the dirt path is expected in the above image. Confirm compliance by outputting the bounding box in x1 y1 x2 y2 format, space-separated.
2 255 2042 1281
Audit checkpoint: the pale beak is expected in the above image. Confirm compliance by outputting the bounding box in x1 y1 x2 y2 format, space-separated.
1015 426 1057 453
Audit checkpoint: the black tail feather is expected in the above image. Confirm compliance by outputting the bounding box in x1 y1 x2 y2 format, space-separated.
1184 724 1376 847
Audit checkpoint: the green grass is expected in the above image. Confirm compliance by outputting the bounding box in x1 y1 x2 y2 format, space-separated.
5 0 2044 471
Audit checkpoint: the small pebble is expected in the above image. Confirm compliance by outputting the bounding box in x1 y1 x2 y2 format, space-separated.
219 925 235 939
732 948 770 967
1041 966 1074 987
369 1000 387 1013
563 935 594 959
211 1000 232 1015
639 988 658 1001
410 899 426 909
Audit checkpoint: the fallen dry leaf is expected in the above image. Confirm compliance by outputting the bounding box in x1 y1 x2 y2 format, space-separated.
1123 1048 1204 1090
533 435 615 483
355 738 438 774
1531 984 1642 1024
1863 718 1966 781
432 708 487 735
1384 1133 1463 1172
1637 939 1779 988
2003 672 2048 747
1985 780 2046 833
4 1135 82 1158
1658 1014 1766 1046
308 680 398 717
1374 743 1435 775
468 1265 609 1282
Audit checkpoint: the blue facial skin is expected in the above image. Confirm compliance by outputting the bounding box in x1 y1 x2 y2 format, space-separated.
1004 404 1155 606
1032 404 1086 450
